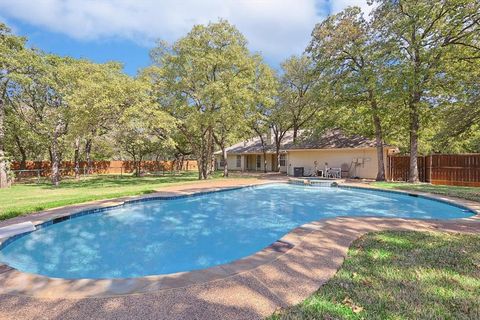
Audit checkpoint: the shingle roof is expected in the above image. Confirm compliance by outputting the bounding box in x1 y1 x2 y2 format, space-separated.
222 129 383 154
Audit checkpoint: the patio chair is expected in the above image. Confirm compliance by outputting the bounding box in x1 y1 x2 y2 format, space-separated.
327 168 341 179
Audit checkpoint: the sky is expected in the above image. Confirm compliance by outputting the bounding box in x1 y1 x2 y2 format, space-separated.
0 0 371 75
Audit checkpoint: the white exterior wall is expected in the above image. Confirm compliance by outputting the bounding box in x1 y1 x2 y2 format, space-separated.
286 148 386 179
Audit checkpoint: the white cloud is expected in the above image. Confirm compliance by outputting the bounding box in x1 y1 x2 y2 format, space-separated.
330 0 371 15
0 0 372 64
330 0 375 20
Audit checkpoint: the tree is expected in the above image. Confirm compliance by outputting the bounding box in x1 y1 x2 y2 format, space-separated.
212 107 245 177
243 60 278 173
13 54 75 186
372 0 480 182
0 23 30 187
434 55 480 152
280 55 319 143
308 7 391 181
148 20 271 179
114 78 175 176
5 107 47 169
65 61 130 177
270 100 293 172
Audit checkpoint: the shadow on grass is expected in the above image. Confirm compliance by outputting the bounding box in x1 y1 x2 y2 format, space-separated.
270 230 480 320
31 173 200 190
372 182 480 202
0 189 160 221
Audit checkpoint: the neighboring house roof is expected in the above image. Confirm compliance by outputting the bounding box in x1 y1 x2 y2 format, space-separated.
218 129 388 155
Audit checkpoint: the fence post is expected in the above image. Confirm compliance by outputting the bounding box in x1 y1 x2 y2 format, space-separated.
422 156 426 182
428 155 433 183
37 169 41 184
387 156 391 181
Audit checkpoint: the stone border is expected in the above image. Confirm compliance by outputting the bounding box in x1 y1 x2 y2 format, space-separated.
0 181 478 300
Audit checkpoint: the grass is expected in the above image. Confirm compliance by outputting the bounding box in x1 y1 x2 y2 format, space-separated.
0 171 232 221
269 231 480 320
372 182 480 202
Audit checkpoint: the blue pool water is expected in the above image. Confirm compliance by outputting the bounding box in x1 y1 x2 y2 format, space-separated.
0 184 474 279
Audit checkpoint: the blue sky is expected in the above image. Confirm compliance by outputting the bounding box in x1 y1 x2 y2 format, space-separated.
0 0 370 75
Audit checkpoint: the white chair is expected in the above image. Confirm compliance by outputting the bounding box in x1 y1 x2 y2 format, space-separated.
327 168 341 179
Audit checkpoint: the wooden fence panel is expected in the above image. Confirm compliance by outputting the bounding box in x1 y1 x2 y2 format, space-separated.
388 154 480 187
11 160 198 177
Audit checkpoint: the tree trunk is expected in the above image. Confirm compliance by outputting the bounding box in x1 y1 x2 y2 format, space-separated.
179 155 184 171
263 150 267 173
85 138 92 175
222 146 228 177
74 137 80 179
408 46 422 183
207 129 214 177
14 133 27 170
0 97 10 188
293 125 299 144
197 158 204 179
374 122 385 181
408 101 420 183
275 143 281 172
201 154 208 179
194 126 214 180
135 156 142 177
193 141 204 180
369 91 385 181
51 123 62 187
196 148 208 180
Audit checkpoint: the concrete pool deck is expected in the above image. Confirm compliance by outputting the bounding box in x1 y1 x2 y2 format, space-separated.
0 178 479 319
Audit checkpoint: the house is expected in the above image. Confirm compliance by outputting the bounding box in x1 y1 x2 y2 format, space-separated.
214 129 398 179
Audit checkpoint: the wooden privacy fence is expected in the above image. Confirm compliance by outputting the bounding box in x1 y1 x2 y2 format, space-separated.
11 160 198 177
388 154 480 187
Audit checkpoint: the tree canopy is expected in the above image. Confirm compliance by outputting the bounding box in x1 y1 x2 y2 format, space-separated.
0 2 479 186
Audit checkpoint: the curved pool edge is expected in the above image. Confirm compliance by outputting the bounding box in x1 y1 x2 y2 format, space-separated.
0 181 479 299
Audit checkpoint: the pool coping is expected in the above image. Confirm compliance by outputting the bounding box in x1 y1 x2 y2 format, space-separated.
0 180 478 299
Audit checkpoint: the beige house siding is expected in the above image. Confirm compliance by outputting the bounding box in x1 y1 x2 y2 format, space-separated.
221 155 241 171
285 148 386 179
216 148 388 179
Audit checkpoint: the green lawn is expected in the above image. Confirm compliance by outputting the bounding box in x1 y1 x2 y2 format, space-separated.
0 172 228 221
270 231 480 320
372 182 480 202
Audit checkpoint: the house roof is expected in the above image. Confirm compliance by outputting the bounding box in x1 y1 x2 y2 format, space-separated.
220 129 388 154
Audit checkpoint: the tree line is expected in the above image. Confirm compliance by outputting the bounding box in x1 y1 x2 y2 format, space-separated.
1 0 479 187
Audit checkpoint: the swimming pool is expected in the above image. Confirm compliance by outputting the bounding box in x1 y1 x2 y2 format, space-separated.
0 184 474 279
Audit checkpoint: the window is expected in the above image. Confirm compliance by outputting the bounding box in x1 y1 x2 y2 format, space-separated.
236 155 241 168
256 155 261 168
279 154 286 166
